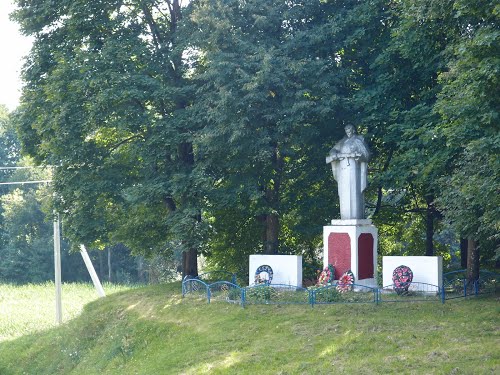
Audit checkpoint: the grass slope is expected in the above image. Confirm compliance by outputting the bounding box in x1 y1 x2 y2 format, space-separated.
0 282 498 374
0 283 131 341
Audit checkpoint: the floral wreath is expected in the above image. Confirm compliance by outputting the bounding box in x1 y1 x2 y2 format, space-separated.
337 270 355 293
254 265 273 285
392 265 413 295
317 264 335 286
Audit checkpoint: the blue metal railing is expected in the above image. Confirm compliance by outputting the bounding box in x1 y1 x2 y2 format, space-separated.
243 284 310 306
442 270 498 300
379 282 443 303
312 283 377 305
197 270 238 284
182 271 498 307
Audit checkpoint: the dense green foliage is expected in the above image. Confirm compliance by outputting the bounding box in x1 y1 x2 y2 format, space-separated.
0 106 167 284
9 0 499 274
0 283 498 374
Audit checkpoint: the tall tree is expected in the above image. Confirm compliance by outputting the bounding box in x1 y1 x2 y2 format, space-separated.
356 0 453 258
359 0 498 272
0 106 20 256
190 0 388 270
13 0 202 276
0 106 19 170
434 0 499 278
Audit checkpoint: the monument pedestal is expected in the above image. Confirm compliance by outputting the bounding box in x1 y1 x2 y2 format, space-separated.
323 219 378 288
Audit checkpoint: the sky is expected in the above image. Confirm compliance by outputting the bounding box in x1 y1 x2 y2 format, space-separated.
0 1 33 112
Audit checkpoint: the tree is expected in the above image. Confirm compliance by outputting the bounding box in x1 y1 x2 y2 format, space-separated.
0 187 53 283
0 105 19 169
0 106 18 254
190 0 387 268
12 0 203 276
13 0 497 278
358 0 499 275
434 0 500 278
355 0 455 259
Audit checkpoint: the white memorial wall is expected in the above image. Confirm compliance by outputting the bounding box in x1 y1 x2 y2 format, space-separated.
382 256 443 291
249 255 303 287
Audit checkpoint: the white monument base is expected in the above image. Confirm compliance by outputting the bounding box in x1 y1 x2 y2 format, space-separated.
383 256 442 291
323 220 378 288
249 255 302 287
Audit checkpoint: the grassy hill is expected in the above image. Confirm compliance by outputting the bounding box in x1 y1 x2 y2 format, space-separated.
0 282 498 374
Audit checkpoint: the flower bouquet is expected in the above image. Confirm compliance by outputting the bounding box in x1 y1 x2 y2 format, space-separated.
317 264 335 286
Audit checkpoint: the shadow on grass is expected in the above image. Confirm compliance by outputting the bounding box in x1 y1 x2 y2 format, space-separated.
0 286 498 375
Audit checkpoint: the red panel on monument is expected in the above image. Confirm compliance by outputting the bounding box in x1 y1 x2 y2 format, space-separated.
328 233 351 280
358 233 374 279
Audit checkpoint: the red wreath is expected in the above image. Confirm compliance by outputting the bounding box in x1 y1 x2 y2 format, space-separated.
392 265 413 295
337 270 355 293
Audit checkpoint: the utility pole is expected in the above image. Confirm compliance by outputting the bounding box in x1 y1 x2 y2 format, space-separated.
54 212 62 324
0 166 106 326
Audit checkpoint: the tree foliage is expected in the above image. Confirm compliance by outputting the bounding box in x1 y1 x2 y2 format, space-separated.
11 0 499 275
12 0 204 276
434 0 499 246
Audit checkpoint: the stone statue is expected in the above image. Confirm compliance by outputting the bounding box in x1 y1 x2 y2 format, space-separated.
326 124 370 220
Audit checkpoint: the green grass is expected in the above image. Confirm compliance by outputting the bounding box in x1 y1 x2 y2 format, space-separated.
0 282 498 374
0 282 132 341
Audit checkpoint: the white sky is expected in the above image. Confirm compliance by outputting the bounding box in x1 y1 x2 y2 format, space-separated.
0 1 33 112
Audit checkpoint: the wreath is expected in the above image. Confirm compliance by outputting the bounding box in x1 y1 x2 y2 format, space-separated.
392 265 413 295
337 270 355 293
317 264 335 286
254 265 273 285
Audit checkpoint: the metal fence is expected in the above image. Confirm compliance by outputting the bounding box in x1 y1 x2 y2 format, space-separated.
193 271 238 284
442 270 498 300
379 282 444 303
182 270 498 308
244 284 310 306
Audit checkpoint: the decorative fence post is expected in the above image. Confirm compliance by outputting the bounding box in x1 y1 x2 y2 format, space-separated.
310 289 315 308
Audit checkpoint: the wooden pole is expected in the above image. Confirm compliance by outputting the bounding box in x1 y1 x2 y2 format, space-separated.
80 245 106 297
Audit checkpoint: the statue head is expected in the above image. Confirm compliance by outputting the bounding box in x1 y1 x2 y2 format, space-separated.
344 124 356 138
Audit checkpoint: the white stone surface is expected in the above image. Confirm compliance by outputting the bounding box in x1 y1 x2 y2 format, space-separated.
382 256 443 291
326 125 370 220
249 255 303 287
330 219 373 226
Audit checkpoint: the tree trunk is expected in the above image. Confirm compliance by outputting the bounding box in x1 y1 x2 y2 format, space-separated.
264 213 279 254
178 140 199 278
107 247 112 282
466 239 480 282
182 248 198 279
256 214 267 249
425 195 435 256
98 250 104 280
373 150 393 217
262 145 282 255
137 256 145 283
460 238 468 269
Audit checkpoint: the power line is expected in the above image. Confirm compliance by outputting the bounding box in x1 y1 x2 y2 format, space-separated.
0 180 52 185
0 166 53 185
0 166 53 170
